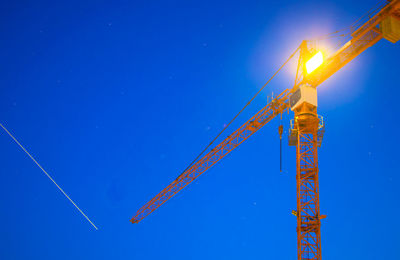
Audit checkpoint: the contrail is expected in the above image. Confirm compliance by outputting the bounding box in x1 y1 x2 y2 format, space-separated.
0 122 98 230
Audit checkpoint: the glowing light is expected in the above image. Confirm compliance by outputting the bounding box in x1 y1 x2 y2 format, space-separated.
306 51 323 74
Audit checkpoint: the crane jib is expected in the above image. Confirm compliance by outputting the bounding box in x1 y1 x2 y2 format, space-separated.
131 90 291 223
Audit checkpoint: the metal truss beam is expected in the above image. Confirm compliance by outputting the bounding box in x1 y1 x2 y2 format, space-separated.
131 89 291 223
294 103 322 260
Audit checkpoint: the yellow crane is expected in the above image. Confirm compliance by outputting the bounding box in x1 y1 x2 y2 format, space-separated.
131 1 400 259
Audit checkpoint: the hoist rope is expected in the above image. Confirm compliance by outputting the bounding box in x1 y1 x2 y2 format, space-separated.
0 122 98 230
176 46 300 180
309 0 388 43
350 0 388 31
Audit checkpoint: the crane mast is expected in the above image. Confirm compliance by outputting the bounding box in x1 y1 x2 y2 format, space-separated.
293 102 322 260
131 1 400 259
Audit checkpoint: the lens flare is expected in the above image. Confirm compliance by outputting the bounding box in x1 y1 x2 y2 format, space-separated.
306 51 323 74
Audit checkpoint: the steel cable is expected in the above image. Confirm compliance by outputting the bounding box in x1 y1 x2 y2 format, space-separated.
176 46 300 180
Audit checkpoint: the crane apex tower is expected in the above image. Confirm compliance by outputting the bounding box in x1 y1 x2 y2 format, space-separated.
290 84 318 111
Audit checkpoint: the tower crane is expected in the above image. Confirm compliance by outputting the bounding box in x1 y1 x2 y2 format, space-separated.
131 1 400 259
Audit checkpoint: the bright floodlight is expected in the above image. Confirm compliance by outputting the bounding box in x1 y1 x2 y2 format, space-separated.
306 51 323 74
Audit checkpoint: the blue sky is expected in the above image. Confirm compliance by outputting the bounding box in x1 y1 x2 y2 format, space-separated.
1 0 399 259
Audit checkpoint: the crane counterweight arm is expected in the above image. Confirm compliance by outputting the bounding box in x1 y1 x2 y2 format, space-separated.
131 89 291 223
304 0 400 88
